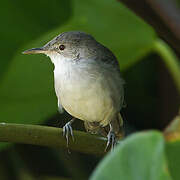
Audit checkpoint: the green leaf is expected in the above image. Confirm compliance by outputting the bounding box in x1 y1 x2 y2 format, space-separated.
90 131 171 180
153 40 180 94
166 141 180 180
164 111 180 180
0 0 71 81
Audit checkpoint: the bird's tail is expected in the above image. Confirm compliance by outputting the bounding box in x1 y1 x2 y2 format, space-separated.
84 112 124 140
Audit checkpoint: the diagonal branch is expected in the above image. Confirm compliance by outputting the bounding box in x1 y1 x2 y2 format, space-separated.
0 123 106 155
119 0 180 55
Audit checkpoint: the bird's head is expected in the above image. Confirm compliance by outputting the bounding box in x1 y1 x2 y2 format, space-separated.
23 31 98 64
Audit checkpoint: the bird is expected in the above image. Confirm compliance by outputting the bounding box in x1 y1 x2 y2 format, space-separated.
23 31 125 150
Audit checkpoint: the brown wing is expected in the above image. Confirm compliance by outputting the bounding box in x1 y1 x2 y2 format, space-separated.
84 41 125 138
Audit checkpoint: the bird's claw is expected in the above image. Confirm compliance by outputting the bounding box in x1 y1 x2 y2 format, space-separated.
63 121 74 147
105 131 116 152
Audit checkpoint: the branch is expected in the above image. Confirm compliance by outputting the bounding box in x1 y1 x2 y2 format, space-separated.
0 123 106 155
119 0 180 55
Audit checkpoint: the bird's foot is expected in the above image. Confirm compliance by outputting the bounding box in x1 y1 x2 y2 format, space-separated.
63 119 74 147
105 131 117 152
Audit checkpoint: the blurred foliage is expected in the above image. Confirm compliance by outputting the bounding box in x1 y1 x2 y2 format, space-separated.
0 0 180 179
91 131 171 180
166 141 180 180
91 113 180 180
0 0 71 81
164 112 180 180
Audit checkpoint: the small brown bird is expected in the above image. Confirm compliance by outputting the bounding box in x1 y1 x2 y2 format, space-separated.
23 31 125 150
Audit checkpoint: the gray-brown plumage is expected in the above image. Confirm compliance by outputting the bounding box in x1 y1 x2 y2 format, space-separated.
23 31 125 150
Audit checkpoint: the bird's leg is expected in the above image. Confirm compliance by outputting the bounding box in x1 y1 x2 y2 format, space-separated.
105 123 117 152
63 118 75 147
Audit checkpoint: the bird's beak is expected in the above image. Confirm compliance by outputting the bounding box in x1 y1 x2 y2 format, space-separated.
22 47 47 55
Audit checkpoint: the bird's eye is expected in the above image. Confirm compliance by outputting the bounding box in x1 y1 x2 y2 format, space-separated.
59 45 65 50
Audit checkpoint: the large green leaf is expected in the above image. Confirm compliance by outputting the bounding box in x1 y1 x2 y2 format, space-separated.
90 131 171 180
0 0 71 81
166 141 180 180
164 112 180 180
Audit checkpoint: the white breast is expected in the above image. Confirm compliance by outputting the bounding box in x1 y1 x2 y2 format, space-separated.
49 54 123 126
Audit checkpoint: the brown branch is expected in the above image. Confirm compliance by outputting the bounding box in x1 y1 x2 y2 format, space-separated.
148 0 180 40
119 0 180 55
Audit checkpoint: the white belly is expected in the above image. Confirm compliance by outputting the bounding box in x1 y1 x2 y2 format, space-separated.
54 59 123 126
